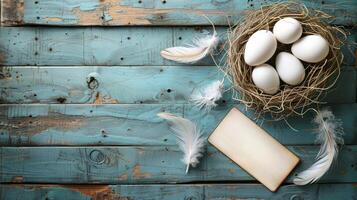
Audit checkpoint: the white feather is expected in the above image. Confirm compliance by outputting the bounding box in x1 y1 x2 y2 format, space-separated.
157 112 205 173
160 30 219 63
293 108 344 185
190 80 224 111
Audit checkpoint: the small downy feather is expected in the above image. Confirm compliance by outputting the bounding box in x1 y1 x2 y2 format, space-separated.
190 80 224 111
160 28 219 63
157 112 205 173
293 108 344 185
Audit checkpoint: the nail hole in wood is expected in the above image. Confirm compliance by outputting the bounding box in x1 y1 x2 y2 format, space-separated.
127 37 131 40
49 48 53 52
138 0 142 3
34 1 38 4
57 97 66 103
178 37 182 40
120 57 124 60
34 37 38 41
167 89 172 93
162 0 166 4
36 16 40 20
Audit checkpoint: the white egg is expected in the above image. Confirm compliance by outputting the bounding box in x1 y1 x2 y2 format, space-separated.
291 34 329 63
244 30 277 66
273 17 302 44
252 64 280 94
275 52 305 86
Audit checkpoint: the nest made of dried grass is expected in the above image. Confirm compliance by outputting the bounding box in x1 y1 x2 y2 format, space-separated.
227 2 346 119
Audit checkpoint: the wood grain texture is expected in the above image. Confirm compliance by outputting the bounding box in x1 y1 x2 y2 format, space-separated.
1 184 356 200
0 104 356 146
0 66 355 104
1 0 356 26
0 27 355 66
0 145 356 184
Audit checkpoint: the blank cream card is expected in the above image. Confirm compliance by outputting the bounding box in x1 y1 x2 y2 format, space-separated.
208 108 300 191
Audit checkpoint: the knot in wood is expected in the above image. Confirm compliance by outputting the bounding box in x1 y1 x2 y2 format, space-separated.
87 76 99 90
89 149 106 164
290 195 303 200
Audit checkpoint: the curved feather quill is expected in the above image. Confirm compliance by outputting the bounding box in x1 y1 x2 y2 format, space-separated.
190 80 224 111
157 112 205 173
160 28 218 63
293 108 344 185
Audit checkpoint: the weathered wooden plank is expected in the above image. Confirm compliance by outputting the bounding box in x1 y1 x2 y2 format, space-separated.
0 66 223 104
0 104 356 146
1 0 356 26
1 184 356 200
205 184 357 200
0 145 356 183
0 66 355 104
0 27 355 66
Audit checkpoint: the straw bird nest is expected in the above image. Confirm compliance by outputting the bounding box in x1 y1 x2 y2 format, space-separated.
227 2 345 119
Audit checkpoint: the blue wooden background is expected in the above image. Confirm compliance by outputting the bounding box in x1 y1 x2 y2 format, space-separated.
0 0 356 199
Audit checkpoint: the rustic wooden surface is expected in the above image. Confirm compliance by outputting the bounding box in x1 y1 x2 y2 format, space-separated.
1 184 357 200
0 0 356 199
1 0 356 26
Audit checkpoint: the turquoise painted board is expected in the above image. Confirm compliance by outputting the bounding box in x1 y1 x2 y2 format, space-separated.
0 104 356 146
0 146 356 183
0 27 355 66
1 184 356 200
1 0 356 26
0 66 355 104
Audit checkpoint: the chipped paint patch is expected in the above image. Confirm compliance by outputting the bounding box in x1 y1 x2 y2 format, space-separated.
1 0 24 25
0 112 86 136
94 93 119 104
118 173 128 181
44 17 64 22
62 185 125 200
12 176 24 183
133 164 152 179
71 0 229 25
